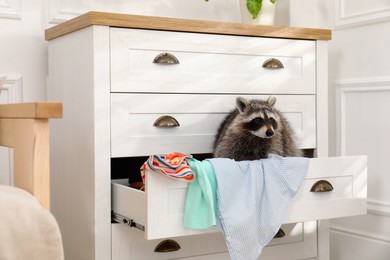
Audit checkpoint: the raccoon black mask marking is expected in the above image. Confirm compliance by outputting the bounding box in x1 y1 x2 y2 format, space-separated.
213 96 302 161
245 114 277 137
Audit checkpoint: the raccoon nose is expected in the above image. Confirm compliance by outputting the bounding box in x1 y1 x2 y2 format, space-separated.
266 129 274 137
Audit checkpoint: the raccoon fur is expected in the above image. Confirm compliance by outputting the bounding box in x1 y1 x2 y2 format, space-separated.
213 96 302 160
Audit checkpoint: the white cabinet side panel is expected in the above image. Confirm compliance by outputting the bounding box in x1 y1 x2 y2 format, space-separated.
48 25 111 260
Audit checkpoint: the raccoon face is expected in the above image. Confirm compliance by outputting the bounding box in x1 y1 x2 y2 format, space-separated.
235 96 280 139
245 113 278 138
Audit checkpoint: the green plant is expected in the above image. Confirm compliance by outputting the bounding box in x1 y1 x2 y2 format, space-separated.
205 0 277 19
247 0 277 19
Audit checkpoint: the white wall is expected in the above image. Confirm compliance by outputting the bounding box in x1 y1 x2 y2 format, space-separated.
1 0 389 259
0 0 47 102
291 0 390 259
0 0 48 186
292 1 390 258
329 1 390 259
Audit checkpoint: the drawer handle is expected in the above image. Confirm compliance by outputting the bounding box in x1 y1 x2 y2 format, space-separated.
274 228 285 238
154 239 181 253
310 180 334 192
153 52 180 64
262 58 284 70
153 115 180 127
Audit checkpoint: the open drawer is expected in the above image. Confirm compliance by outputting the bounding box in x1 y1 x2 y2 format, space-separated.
111 156 367 240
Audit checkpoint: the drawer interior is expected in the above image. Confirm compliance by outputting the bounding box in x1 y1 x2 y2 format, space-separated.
111 151 314 183
111 153 213 184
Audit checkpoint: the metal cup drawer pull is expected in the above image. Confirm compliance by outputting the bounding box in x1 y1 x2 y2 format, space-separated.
153 115 180 127
273 228 286 238
262 58 284 69
310 180 334 192
154 239 181 253
153 52 180 64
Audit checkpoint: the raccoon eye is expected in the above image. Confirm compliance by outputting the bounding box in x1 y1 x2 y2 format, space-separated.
270 117 277 129
248 117 264 130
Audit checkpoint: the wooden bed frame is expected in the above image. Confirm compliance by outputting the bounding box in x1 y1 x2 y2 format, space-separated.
0 102 62 210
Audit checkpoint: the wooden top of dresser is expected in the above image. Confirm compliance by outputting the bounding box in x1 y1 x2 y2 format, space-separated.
45 11 332 41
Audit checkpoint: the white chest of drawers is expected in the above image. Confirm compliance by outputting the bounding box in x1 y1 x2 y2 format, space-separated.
46 12 366 260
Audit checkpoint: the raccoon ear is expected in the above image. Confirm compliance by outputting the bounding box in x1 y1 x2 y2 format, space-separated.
267 96 277 107
236 97 249 113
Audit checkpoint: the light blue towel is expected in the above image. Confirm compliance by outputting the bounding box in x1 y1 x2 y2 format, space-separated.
208 154 309 260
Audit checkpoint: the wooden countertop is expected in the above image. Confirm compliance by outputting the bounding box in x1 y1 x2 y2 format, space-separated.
45 11 331 41
0 102 63 119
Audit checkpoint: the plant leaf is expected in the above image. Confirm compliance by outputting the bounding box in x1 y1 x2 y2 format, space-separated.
246 0 262 19
270 0 277 4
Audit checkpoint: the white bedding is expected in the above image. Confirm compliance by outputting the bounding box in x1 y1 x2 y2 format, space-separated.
0 186 64 260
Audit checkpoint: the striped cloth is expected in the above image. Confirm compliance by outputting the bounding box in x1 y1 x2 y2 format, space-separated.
140 152 195 182
208 154 308 260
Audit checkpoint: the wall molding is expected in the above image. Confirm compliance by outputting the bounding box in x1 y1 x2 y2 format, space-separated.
49 9 81 24
0 74 23 103
0 74 22 186
330 199 390 246
331 223 390 245
48 0 84 24
335 78 390 246
0 0 21 20
335 0 390 30
368 199 390 218
335 77 390 156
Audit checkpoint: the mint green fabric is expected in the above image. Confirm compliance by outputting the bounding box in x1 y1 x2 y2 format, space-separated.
183 158 218 229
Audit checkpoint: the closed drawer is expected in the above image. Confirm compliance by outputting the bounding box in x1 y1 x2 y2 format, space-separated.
110 94 316 157
112 225 227 260
111 156 367 240
262 221 317 260
111 222 317 260
110 28 315 94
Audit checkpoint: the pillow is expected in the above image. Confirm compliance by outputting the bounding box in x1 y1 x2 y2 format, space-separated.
0 186 64 260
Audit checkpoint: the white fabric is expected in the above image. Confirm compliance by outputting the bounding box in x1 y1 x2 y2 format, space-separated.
208 154 308 260
0 185 64 260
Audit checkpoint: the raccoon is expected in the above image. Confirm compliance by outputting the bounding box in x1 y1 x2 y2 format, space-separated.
213 96 302 160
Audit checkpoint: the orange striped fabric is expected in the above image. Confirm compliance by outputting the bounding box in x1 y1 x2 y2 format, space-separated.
140 152 195 182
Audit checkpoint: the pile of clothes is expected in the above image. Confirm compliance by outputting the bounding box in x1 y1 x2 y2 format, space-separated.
140 152 308 260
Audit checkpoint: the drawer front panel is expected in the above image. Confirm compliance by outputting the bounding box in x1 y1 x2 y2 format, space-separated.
285 155 368 223
111 156 366 240
262 221 317 260
112 225 227 260
111 222 317 260
111 94 316 157
110 28 315 94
